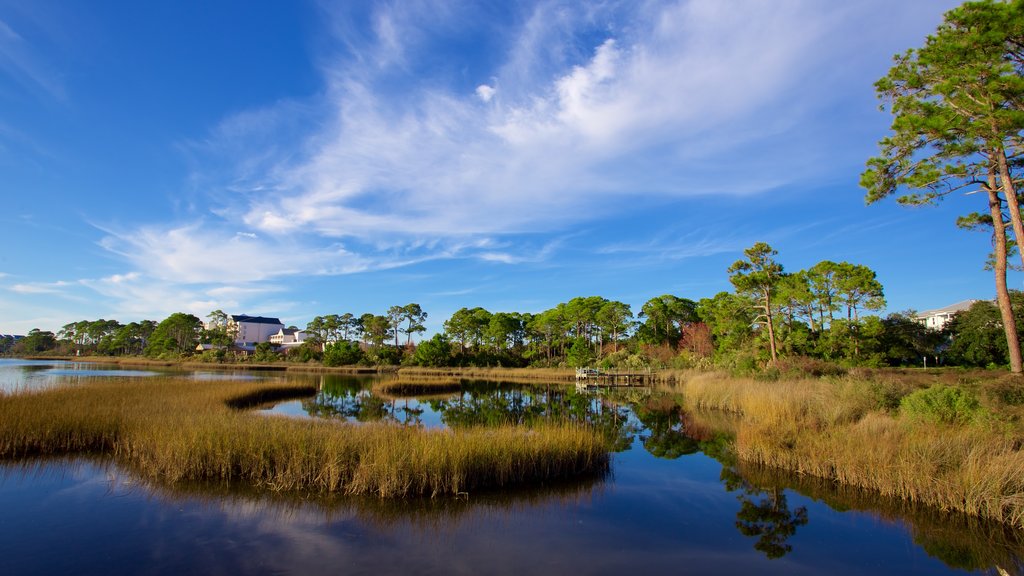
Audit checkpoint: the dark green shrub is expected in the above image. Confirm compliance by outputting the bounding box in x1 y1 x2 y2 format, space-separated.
323 341 363 367
899 385 986 425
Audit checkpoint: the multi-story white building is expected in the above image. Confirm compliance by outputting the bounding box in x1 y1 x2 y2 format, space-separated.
228 315 285 345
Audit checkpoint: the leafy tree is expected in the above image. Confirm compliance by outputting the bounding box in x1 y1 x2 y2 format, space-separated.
386 306 405 348
876 312 945 367
835 263 886 322
527 307 566 362
637 294 698 347
443 307 492 352
566 336 595 368
486 312 523 351
323 340 363 366
728 243 784 363
861 0 1024 372
203 309 233 347
145 313 202 357
697 292 755 357
806 261 842 329
596 300 634 353
400 303 428 345
945 296 1024 368
12 329 57 354
412 334 453 367
361 314 392 349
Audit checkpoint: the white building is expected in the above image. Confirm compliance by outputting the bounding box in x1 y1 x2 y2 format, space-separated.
269 328 308 347
917 300 980 331
228 315 285 345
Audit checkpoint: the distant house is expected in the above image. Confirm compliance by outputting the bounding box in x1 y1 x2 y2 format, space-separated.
269 328 308 348
917 300 980 331
228 315 285 345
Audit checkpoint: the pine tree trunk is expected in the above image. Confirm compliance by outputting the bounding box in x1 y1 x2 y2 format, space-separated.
764 289 778 363
988 179 1023 374
996 148 1024 273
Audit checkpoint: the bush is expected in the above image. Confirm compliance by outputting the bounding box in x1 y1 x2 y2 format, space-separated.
288 342 322 363
773 356 847 379
899 385 987 425
323 341 363 367
868 379 915 412
989 376 1024 406
412 334 453 367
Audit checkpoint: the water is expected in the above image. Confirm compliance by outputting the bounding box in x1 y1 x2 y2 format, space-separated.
0 358 266 394
0 365 1021 574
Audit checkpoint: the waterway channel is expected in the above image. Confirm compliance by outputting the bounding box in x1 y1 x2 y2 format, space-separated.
0 359 1020 575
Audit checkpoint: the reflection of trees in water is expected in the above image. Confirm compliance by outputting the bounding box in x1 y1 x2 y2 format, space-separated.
298 378 1024 571
632 396 699 459
638 394 807 559
306 378 641 452
726 473 808 559
739 463 1024 573
684 406 1024 571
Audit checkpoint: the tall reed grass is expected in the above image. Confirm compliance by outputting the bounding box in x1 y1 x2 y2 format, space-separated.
0 377 607 497
676 372 1024 528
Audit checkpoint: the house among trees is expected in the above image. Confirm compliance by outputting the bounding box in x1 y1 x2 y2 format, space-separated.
916 300 980 331
269 328 308 349
228 315 285 345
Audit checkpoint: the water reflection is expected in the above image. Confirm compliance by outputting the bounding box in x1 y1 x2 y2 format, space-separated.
3 369 1024 574
0 358 267 394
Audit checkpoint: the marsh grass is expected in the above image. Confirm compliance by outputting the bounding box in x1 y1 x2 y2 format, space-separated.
677 372 1024 528
0 376 607 497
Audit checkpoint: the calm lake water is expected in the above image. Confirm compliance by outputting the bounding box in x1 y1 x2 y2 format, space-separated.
1 361 1021 575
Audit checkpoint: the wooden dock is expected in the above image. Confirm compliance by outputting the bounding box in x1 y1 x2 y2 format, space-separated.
574 367 651 387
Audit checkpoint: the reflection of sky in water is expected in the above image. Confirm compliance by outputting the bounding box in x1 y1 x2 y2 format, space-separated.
262 397 446 428
0 358 266 394
0 367 1021 573
0 450 999 575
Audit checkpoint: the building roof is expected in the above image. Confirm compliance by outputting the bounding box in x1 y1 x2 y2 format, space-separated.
231 315 283 325
917 300 981 318
279 328 299 335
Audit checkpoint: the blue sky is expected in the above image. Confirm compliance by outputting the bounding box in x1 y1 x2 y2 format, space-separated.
0 0 1007 337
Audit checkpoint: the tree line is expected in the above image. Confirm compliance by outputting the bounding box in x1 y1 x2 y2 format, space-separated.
6 241 1018 371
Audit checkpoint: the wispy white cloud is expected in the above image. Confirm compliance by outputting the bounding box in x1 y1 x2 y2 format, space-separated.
0 17 65 100
9 280 72 295
233 2 834 253
81 0 955 323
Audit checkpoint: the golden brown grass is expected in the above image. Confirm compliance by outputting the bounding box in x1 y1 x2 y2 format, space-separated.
0 376 608 497
675 372 1024 528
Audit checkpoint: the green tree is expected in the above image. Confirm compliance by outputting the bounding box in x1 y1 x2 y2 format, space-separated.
145 313 202 357
566 336 595 368
728 243 784 363
361 314 392 349
861 0 1024 372
386 306 405 348
946 296 1024 368
697 292 755 357
323 340 364 366
401 303 428 345
13 329 57 354
412 334 453 367
637 294 698 347
596 300 634 353
835 263 886 322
